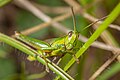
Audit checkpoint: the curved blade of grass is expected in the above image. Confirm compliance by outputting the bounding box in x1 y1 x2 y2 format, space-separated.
0 32 74 80
97 62 120 80
27 71 47 79
0 0 13 7
55 2 120 80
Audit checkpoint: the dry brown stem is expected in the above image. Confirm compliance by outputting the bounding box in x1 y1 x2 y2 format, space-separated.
89 52 120 80
32 2 70 14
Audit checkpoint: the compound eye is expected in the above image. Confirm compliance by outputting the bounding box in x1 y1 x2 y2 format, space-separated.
68 31 73 37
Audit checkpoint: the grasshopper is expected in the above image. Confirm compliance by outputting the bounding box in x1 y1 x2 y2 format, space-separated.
15 8 80 71
15 8 107 72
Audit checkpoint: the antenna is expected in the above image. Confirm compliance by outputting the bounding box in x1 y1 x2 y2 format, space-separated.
82 15 108 30
71 7 108 32
71 7 77 32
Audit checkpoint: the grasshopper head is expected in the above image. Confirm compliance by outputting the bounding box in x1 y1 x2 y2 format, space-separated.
65 7 79 50
65 30 79 50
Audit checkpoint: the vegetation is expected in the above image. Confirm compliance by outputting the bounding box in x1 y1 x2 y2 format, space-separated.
0 0 120 80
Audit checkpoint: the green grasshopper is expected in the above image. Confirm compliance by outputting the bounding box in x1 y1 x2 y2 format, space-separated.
15 8 80 71
15 8 106 72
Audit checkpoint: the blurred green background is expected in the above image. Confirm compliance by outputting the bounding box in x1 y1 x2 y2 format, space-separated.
0 0 120 80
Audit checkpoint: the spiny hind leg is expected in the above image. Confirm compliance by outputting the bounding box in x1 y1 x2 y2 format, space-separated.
66 51 80 64
50 49 63 65
42 55 49 72
52 56 62 65
38 51 50 72
55 54 65 65
52 57 57 62
27 53 49 72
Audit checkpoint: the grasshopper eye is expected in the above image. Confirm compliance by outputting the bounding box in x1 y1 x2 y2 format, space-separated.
68 31 73 37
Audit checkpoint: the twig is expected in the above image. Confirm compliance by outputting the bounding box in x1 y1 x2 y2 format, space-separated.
14 0 68 33
14 0 120 33
93 24 120 61
32 2 70 14
80 0 120 61
79 35 120 52
13 12 72 35
83 13 120 31
89 52 120 80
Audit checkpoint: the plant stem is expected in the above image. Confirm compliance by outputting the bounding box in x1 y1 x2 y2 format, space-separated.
0 32 74 80
97 62 120 80
55 2 120 80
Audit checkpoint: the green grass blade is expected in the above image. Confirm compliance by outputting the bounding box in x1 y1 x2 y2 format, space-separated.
0 32 74 80
0 0 12 7
55 2 120 80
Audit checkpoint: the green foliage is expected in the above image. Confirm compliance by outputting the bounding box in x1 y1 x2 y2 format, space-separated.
16 10 48 38
0 33 74 80
0 0 12 7
27 71 47 80
0 47 7 58
67 1 120 72
55 2 120 80
0 0 120 80
79 0 94 6
36 0 66 6
0 58 16 80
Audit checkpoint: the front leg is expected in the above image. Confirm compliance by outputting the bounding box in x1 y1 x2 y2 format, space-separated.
39 50 50 72
72 54 79 64
65 51 79 64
